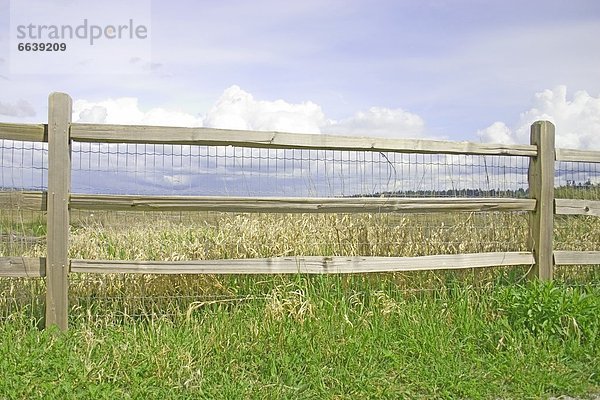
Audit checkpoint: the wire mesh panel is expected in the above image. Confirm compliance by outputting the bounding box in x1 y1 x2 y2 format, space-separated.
68 210 530 261
554 160 600 283
555 160 600 200
0 139 48 191
71 142 530 197
68 140 535 320
0 139 47 321
0 139 47 258
0 208 46 258
0 277 45 323
67 137 534 319
13 130 597 322
66 208 533 321
554 159 600 252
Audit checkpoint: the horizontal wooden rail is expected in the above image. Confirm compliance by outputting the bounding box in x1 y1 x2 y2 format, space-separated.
70 252 534 274
554 251 600 266
69 194 536 214
0 123 47 142
555 199 600 217
0 257 46 277
1 191 535 214
70 123 538 156
555 148 600 163
0 191 47 211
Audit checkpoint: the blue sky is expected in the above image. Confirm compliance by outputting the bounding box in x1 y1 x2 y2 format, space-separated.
1 0 600 149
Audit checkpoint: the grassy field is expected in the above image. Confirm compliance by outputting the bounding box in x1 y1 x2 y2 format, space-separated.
1 280 599 399
1 209 599 398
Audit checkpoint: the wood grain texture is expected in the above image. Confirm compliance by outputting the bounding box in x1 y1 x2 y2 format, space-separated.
45 93 72 331
555 199 600 217
69 194 536 214
70 252 534 275
554 251 600 266
0 257 46 277
528 121 555 280
555 148 600 163
70 123 537 156
0 122 47 142
0 191 47 211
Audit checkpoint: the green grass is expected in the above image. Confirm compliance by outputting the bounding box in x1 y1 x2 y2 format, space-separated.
1 280 599 399
1 208 599 398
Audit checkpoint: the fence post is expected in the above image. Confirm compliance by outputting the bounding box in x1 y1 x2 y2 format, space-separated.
45 92 72 330
528 120 555 281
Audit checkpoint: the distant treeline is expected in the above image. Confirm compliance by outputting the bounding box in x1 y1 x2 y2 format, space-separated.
352 188 530 198
0 179 597 199
353 182 600 199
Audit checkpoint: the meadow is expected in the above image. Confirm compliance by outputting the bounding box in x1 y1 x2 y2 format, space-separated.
1 209 599 398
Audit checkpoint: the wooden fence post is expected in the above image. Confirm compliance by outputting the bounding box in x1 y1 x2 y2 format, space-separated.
45 93 72 330
528 120 555 281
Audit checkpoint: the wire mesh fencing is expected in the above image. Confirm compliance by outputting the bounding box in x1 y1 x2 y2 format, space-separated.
1 133 599 323
555 160 600 200
67 140 537 321
0 139 47 191
0 139 48 258
71 142 531 197
554 159 600 284
65 207 534 322
0 277 45 323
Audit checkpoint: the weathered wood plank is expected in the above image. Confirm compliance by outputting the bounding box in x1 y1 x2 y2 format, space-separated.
555 199 600 217
528 121 555 280
555 148 600 163
0 123 47 142
0 191 47 211
69 194 536 214
0 257 46 277
70 123 538 156
46 93 72 331
70 252 534 275
554 251 600 266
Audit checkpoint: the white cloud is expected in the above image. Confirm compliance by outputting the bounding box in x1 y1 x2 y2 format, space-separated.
72 85 427 140
478 86 600 149
77 105 108 124
203 85 326 133
73 98 203 127
324 106 425 138
205 86 426 138
477 121 515 145
0 99 36 117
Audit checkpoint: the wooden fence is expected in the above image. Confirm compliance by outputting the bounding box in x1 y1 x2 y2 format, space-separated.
1 92 599 330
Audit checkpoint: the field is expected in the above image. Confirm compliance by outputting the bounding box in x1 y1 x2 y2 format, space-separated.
1 210 599 398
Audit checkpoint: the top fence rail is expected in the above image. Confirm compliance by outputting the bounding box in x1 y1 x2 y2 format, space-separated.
1 121 537 157
70 123 539 156
0 123 47 142
4 121 600 163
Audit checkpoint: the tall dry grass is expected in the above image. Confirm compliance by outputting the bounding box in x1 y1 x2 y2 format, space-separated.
64 211 529 260
1 209 598 322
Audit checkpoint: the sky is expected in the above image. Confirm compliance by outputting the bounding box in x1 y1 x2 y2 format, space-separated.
1 0 600 152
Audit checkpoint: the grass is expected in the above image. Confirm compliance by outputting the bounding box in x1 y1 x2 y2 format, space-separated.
1 280 599 399
0 209 599 398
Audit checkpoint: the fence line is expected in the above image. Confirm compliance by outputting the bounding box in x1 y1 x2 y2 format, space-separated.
70 252 535 275
0 92 599 330
555 199 600 216
555 148 600 163
70 123 538 156
0 123 47 142
0 192 537 213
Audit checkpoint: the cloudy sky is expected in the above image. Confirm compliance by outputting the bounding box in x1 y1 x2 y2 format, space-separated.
1 0 600 150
